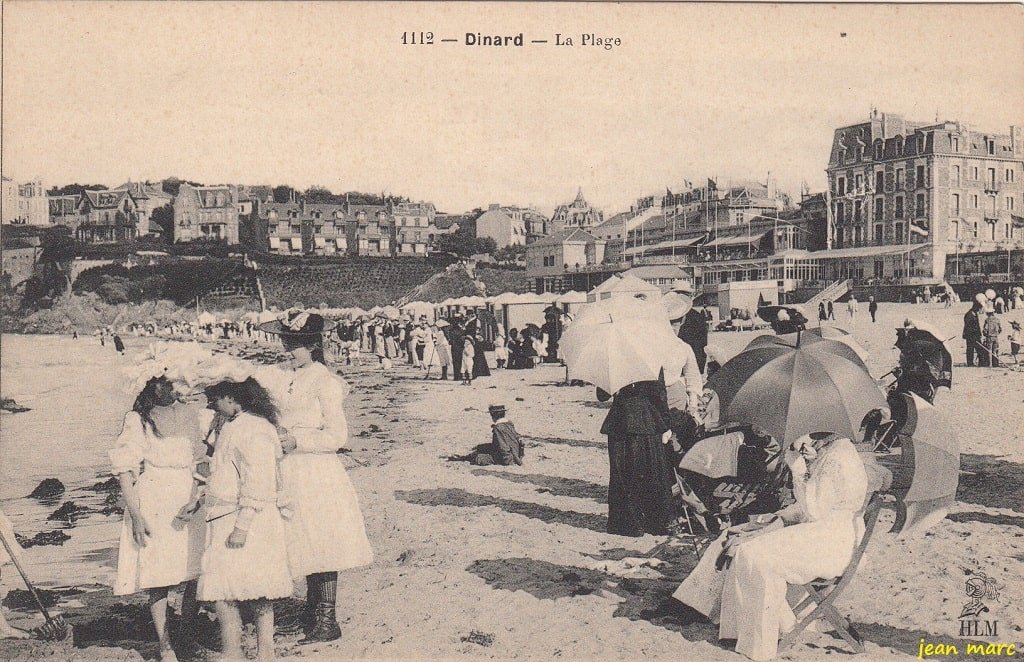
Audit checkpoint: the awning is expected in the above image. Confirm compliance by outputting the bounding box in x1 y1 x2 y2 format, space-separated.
810 244 928 260
705 231 769 248
268 237 281 249
314 237 326 248
335 237 346 247
623 235 705 257
289 237 302 250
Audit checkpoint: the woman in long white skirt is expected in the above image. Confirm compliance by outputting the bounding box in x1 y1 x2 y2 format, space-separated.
257 311 374 644
674 434 868 661
111 377 209 661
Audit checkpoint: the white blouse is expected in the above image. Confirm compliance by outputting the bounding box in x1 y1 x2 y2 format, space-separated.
109 408 211 475
256 362 350 453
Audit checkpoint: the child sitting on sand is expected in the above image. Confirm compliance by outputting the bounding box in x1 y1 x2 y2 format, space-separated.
449 405 525 466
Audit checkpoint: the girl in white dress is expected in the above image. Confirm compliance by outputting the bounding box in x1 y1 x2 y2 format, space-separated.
257 311 374 644
201 378 294 661
111 377 209 661
674 433 868 661
493 331 508 369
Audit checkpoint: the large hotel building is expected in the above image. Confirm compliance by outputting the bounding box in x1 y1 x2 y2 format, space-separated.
826 110 1023 281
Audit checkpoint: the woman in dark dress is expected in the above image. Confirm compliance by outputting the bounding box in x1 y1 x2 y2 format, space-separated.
506 328 524 369
598 373 676 537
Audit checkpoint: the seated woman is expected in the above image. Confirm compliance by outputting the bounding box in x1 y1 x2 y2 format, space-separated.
673 433 868 661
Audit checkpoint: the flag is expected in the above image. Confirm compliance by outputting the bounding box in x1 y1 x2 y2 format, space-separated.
757 293 768 308
1012 215 1024 229
707 178 717 191
910 219 929 237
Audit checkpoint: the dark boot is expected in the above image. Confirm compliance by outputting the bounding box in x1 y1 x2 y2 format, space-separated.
298 603 342 644
441 366 448 380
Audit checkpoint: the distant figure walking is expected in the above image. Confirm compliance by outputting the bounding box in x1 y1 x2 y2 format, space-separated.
983 310 1002 368
868 296 879 323
113 334 126 354
847 296 858 319
818 302 827 323
962 301 984 367
827 299 835 320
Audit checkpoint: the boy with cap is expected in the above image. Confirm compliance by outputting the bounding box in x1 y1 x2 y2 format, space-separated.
1008 320 1021 364
982 309 1002 367
465 405 524 466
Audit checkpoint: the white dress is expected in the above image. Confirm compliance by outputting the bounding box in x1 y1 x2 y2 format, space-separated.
674 438 868 661
110 407 207 595
256 362 374 578
198 412 293 602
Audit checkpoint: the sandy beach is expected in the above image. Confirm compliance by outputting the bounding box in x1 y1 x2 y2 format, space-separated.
2 301 1023 660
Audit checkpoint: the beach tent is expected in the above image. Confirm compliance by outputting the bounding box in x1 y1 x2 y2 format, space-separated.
587 275 622 302
602 274 662 301
556 290 589 316
197 311 217 326
402 301 435 320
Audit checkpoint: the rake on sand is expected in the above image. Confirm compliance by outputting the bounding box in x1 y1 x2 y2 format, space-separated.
0 528 70 641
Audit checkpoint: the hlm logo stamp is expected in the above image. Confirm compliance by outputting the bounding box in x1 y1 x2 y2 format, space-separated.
958 571 1000 637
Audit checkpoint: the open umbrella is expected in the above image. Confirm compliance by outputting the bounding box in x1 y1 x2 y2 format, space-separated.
707 339 886 445
895 320 953 391
745 332 869 372
560 297 690 395
381 305 401 319
803 326 870 365
886 392 960 537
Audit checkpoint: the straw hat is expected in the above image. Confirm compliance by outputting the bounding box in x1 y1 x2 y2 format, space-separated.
258 309 337 336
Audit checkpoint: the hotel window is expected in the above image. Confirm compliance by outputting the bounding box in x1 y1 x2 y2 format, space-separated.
837 177 846 195
291 225 301 234
951 219 959 240
876 171 884 191
895 222 905 242
874 224 884 244
855 174 863 191
951 136 959 152
895 168 903 189
990 222 997 241
835 201 845 222
1006 223 1012 240
874 259 884 277
987 138 995 155
875 197 884 219
952 194 960 214
953 165 960 187
854 226 863 245
895 196 904 218
1009 197 1016 211
1007 168 1016 183
854 200 862 222
973 221 978 238
988 168 997 188
875 143 883 159
973 194 979 209
916 165 925 186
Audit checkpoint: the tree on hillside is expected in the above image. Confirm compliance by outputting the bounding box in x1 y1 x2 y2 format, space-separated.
161 178 203 196
273 185 299 203
493 243 526 265
47 183 107 196
434 231 496 257
151 204 175 242
303 186 344 204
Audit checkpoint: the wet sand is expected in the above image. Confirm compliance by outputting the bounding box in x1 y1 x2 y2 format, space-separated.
1 301 1023 660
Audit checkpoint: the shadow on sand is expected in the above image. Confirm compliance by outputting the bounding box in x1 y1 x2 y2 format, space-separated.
470 468 608 504
957 454 1024 513
525 435 606 451
394 488 608 533
946 511 1024 528
467 556 953 657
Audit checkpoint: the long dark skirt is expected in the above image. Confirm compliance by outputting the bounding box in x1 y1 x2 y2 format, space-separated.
607 432 677 536
472 350 490 378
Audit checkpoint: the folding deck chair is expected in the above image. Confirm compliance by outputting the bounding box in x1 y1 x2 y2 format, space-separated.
778 492 884 654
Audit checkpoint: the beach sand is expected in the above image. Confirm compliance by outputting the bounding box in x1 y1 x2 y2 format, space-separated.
1 301 1023 660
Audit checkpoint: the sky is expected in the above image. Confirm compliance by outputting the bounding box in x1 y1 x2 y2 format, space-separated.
3 2 1022 216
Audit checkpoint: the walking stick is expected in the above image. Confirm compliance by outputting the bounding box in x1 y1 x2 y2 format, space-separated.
424 344 435 379
0 529 69 641
975 339 1000 367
